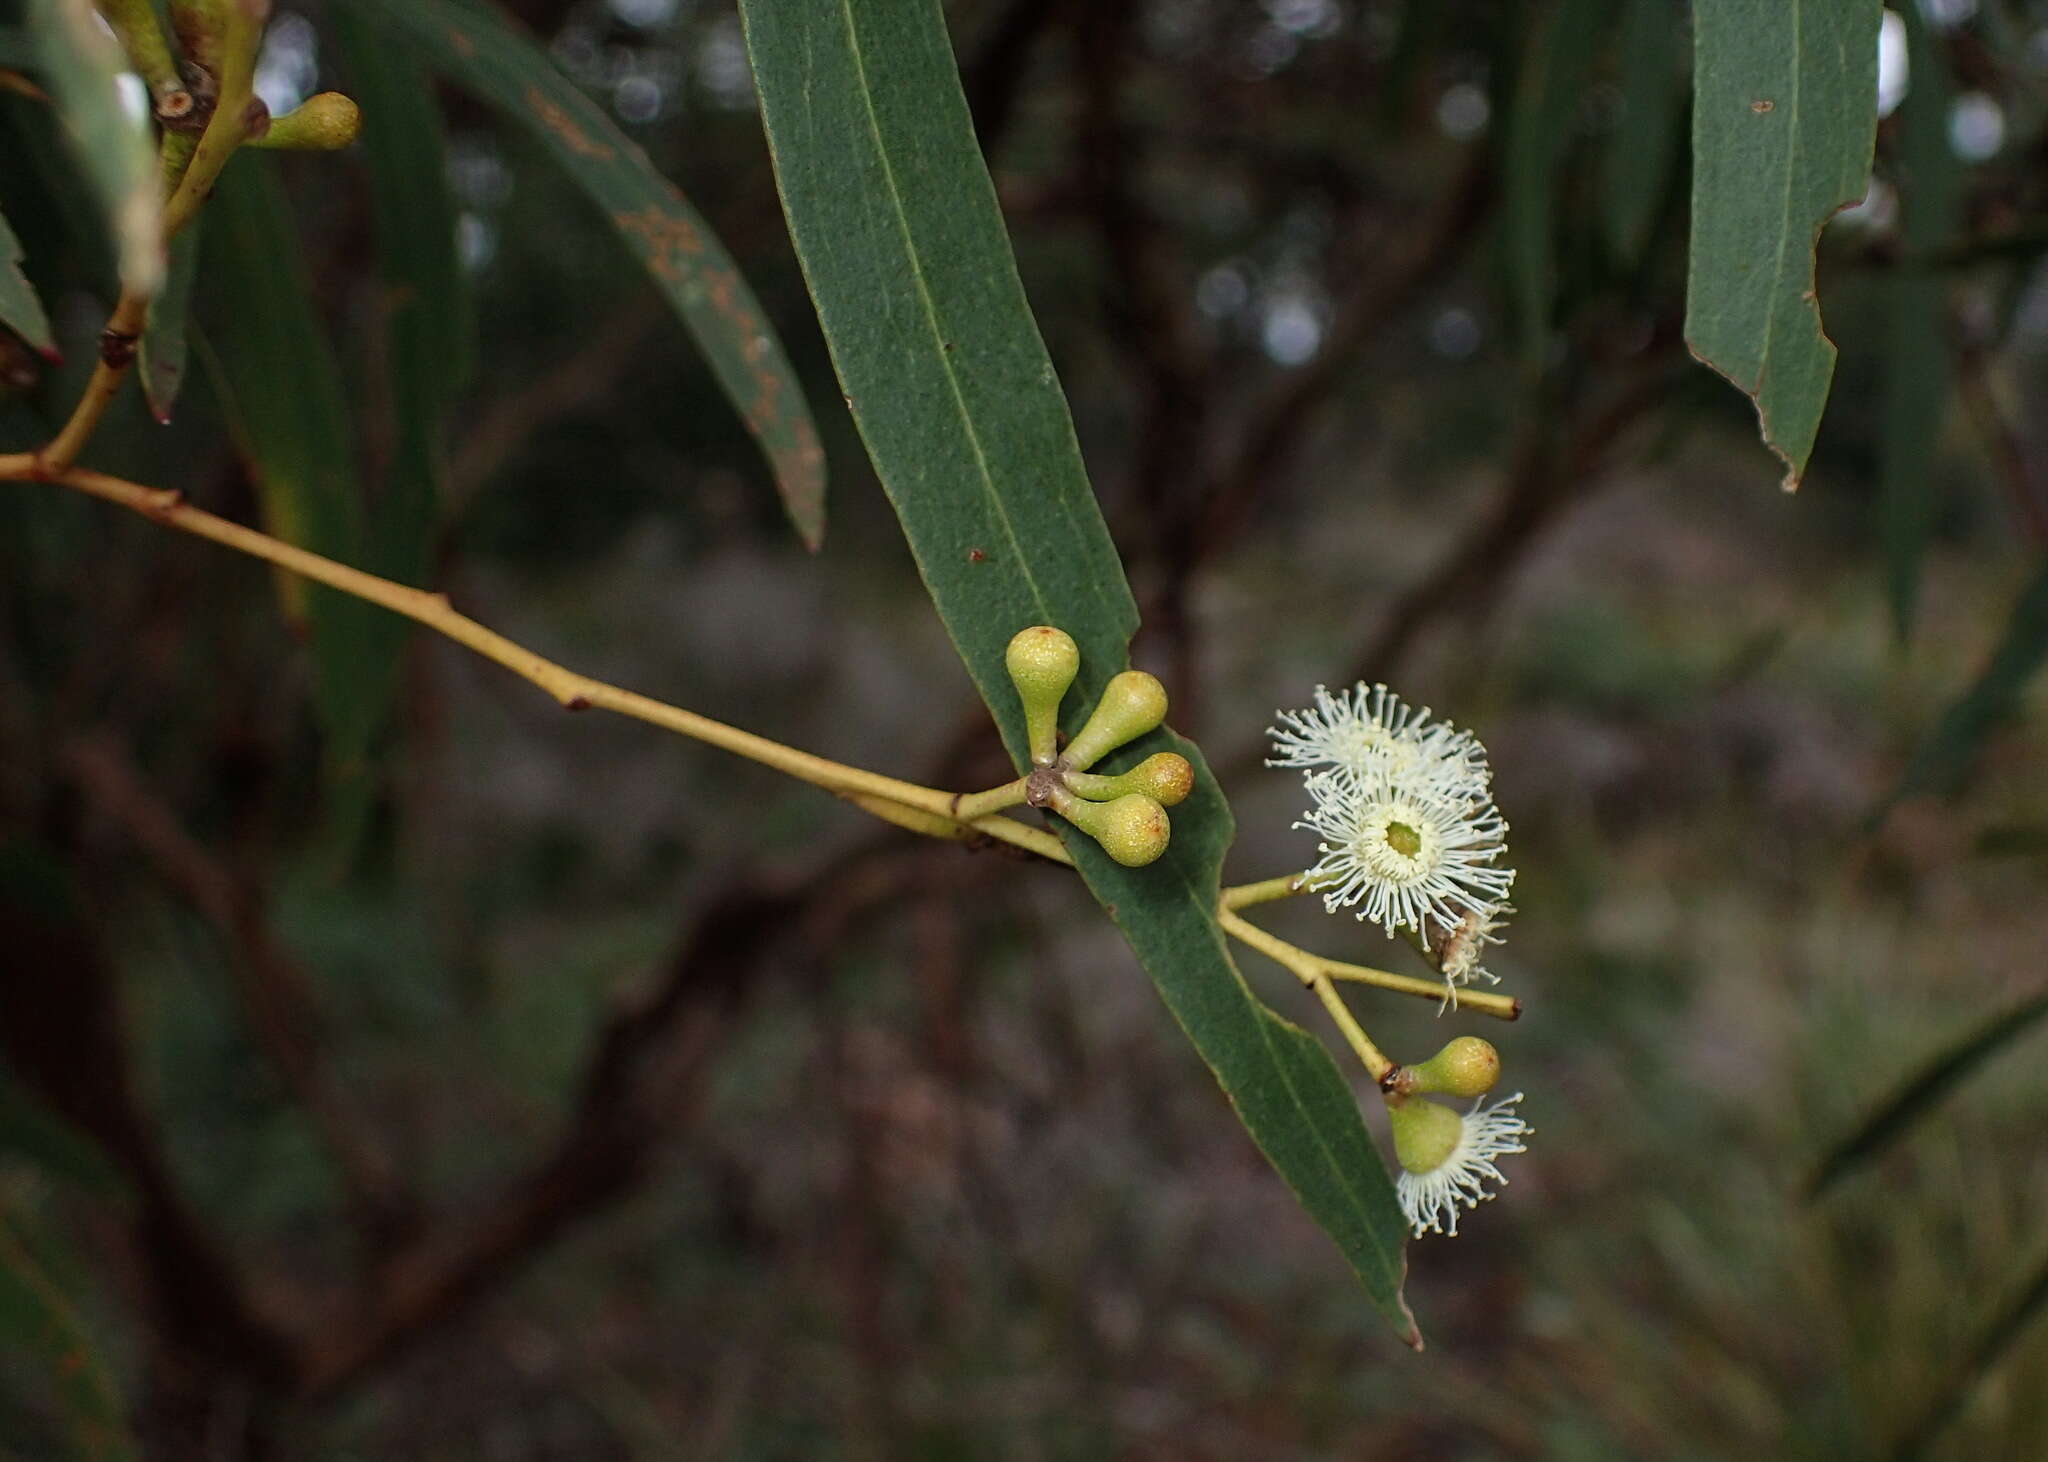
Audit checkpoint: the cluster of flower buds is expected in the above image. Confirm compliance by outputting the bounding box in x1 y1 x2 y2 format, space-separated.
1004 627 1193 867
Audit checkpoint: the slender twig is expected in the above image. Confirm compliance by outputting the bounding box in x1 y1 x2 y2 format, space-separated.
1 459 1059 864
1218 909 1394 1078
1220 907 1520 1023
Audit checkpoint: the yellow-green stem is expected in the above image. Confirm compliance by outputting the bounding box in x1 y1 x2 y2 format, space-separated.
1219 874 1305 911
1 459 1063 864
1218 908 1394 1080
1220 906 1519 1023
950 777 1028 822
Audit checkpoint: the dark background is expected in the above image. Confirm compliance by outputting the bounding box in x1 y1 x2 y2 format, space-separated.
3 0 2047 1457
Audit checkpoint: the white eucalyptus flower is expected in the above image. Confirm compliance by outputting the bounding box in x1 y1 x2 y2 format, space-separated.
1267 683 1489 798
1390 1091 1530 1238
1296 771 1514 937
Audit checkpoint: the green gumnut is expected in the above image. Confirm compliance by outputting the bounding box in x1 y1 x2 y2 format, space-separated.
1408 1037 1501 1098
1048 787 1170 867
1004 626 1080 765
1388 1096 1464 1176
1061 751 1194 808
1060 670 1168 773
251 92 362 151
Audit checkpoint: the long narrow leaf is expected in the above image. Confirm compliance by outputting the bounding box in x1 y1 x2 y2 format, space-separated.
138 220 199 420
328 10 465 591
0 201 55 356
1602 0 1687 268
738 0 1417 1342
1685 0 1880 489
1886 559 2048 807
0 1210 137 1462
198 157 395 811
1892 1234 2048 1462
30 0 159 298
353 0 826 550
1880 6 1961 642
1808 988 2048 1197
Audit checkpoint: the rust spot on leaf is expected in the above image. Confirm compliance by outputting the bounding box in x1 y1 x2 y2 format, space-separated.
614 204 704 284
1750 98 1774 114
526 86 613 159
967 547 987 562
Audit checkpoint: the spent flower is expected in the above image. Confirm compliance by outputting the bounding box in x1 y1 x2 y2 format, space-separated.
1389 1091 1530 1238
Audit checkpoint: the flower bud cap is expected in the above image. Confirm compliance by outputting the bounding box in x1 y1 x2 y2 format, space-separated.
1004 626 1080 765
1409 1037 1501 1098
1061 670 1168 772
1060 751 1194 807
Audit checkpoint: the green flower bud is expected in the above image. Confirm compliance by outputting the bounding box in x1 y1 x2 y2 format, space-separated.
1406 1037 1501 1098
1061 751 1194 807
250 92 362 151
1060 670 1168 773
1047 786 1170 867
1388 1095 1463 1176
1004 626 1080 765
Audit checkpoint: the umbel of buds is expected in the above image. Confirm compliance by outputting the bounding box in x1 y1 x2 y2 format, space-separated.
1003 627 1189 868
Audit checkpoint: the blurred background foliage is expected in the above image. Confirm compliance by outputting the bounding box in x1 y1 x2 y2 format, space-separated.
3 0 2048 1457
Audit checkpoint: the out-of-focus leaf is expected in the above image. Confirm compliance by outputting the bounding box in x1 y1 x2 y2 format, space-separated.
1973 823 2048 858
355 0 826 550
0 1067 122 1196
328 11 465 591
0 1209 137 1462
738 0 1418 1345
1506 0 1618 362
30 0 160 298
1892 1233 2048 1462
1685 0 1880 489
1880 6 1961 642
138 219 199 420
198 157 394 814
1602 0 1687 268
1886 559 2048 806
0 201 55 357
1808 987 2048 1197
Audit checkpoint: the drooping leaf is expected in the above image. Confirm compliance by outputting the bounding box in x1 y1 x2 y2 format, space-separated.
1885 559 2048 808
738 0 1417 1343
1879 7 1961 643
138 219 199 420
1891 1234 2048 1462
1808 987 2048 1197
328 10 466 592
1602 0 1687 268
30 0 160 298
354 0 826 550
197 157 395 816
1505 0 1619 362
0 1209 137 1462
0 200 54 357
1685 0 1881 489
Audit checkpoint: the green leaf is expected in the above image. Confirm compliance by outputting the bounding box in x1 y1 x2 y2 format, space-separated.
0 201 55 357
353 0 827 550
328 10 466 592
1885 559 2048 808
138 220 199 421
1602 0 1687 268
1892 1233 2048 1462
197 157 396 810
1505 0 1619 362
0 1209 137 1462
1880 6 1961 642
1807 988 2048 1197
30 0 160 299
738 0 1417 1343
1685 0 1880 489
